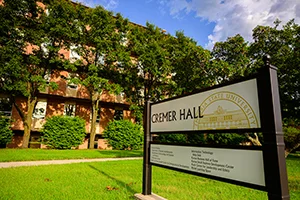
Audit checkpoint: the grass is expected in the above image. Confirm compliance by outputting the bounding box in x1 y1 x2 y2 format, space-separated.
0 155 299 200
0 149 143 162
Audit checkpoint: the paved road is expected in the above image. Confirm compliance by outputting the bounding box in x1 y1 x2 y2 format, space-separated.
0 157 142 168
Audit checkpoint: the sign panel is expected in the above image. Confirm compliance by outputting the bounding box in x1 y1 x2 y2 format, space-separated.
151 79 261 132
150 144 265 187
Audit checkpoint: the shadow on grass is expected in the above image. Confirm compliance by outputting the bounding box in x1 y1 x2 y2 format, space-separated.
88 164 139 195
96 150 143 158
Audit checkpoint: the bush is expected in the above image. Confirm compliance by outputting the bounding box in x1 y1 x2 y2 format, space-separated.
0 117 13 147
284 126 300 155
206 133 247 145
156 134 187 144
41 116 86 149
103 119 143 150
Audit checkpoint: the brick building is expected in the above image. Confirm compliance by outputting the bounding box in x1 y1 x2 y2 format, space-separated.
1 51 134 149
0 0 136 149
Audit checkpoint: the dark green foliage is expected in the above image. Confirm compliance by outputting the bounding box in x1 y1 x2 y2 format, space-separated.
0 117 13 147
157 133 206 145
168 31 213 95
0 0 74 147
249 19 300 123
212 34 251 82
64 4 127 149
129 104 143 124
284 126 300 154
187 133 206 145
117 22 172 107
41 116 86 149
156 134 187 144
206 133 247 145
103 120 143 150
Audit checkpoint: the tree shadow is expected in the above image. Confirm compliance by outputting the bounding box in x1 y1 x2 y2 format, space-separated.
95 150 143 157
88 164 139 195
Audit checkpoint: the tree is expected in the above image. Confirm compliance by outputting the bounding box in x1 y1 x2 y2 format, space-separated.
0 0 77 148
115 23 173 122
167 31 213 95
67 6 128 148
211 34 251 83
208 20 300 146
249 19 300 124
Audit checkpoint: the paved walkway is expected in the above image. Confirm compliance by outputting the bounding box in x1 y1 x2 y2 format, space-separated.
0 157 142 168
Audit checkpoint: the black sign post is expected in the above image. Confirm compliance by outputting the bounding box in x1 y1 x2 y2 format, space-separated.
258 55 289 199
136 55 289 200
142 100 152 195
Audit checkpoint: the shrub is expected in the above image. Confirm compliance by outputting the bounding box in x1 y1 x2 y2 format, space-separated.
156 134 187 144
41 116 86 149
284 126 300 156
103 119 143 150
0 117 13 147
206 133 247 145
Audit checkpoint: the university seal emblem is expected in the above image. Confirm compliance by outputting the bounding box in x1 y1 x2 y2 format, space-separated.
193 91 259 130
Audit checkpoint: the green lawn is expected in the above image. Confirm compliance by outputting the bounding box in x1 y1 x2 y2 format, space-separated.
0 155 299 200
0 149 143 162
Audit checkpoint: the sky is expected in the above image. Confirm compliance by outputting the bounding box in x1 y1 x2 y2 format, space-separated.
76 0 300 49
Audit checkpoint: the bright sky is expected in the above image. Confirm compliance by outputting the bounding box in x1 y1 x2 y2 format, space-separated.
76 0 300 49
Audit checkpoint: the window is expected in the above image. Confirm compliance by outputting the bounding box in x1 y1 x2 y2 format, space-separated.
96 109 101 123
33 99 47 119
114 107 123 120
90 108 101 123
69 45 80 63
0 98 12 117
64 102 76 117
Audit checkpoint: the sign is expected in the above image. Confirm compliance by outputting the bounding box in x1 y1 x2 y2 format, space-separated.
140 57 290 199
150 144 265 187
151 79 261 132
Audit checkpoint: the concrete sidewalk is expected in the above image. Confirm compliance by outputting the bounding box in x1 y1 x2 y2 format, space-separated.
0 157 142 168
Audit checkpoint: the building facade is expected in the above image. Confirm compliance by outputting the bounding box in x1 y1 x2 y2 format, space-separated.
0 0 142 149
2 68 133 149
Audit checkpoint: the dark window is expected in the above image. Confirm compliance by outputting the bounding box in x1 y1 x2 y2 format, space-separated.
64 103 76 117
0 98 12 117
114 109 123 120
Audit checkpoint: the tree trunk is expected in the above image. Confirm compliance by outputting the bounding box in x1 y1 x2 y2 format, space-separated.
22 97 37 148
89 94 100 149
285 143 300 158
245 133 262 146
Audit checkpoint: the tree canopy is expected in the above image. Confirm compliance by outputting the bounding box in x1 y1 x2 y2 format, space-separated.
0 0 299 148
0 0 73 147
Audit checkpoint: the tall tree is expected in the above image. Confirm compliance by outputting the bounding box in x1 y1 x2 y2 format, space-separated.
249 19 300 124
211 34 250 83
0 0 77 148
167 31 213 95
68 6 127 148
116 23 172 121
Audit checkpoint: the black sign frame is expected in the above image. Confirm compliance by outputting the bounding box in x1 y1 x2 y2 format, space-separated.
142 55 290 200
